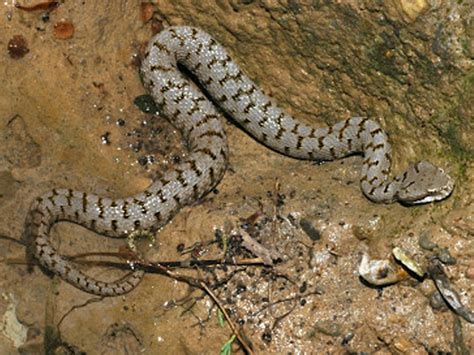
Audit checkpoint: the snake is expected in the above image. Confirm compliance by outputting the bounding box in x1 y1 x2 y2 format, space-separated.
24 26 454 296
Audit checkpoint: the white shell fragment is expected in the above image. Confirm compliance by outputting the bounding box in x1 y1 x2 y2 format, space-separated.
358 252 407 286
392 247 426 277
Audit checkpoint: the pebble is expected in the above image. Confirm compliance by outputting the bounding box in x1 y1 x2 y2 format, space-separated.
352 225 374 241
53 19 75 40
417 279 435 297
299 281 307 293
466 266 474 280
392 335 417 353
100 132 111 145
313 320 341 337
341 332 354 346
299 219 320 241
261 331 272 343
8 35 29 59
429 291 447 311
418 232 437 251
140 2 155 23
436 247 456 265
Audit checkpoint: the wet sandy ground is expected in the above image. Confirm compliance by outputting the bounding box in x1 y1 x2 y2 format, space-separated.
0 1 472 354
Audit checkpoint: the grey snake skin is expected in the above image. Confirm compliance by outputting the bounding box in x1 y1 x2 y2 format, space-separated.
24 26 454 296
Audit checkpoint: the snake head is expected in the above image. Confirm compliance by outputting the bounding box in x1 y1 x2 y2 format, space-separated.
397 161 454 204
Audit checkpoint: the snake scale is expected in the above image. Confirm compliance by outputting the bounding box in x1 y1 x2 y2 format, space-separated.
24 26 454 296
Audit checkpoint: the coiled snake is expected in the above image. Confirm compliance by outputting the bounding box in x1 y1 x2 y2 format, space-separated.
24 27 454 296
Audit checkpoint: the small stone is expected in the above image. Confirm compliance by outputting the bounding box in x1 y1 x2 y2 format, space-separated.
313 320 341 337
140 2 155 23
466 266 474 280
214 229 223 244
392 335 416 353
352 225 374 241
261 331 272 343
53 19 75 40
418 232 437 251
8 35 29 59
172 155 181 164
235 282 246 294
436 247 456 265
417 279 435 297
341 332 354 346
276 193 285 206
100 132 111 145
137 156 148 166
150 18 164 35
399 0 429 21
131 141 143 153
299 219 320 241
134 94 159 114
429 291 447 311
299 281 307 293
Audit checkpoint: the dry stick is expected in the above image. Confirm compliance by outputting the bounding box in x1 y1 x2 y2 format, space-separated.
161 267 254 353
64 255 256 351
68 255 266 270
199 281 254 355
7 246 260 352
57 297 104 329
0 234 25 246
5 255 267 269
268 180 282 321
238 229 281 266
271 179 282 244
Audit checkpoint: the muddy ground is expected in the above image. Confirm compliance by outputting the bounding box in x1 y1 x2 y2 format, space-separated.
0 1 472 354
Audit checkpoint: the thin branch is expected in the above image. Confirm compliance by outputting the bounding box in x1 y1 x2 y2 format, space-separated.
199 281 254 355
4 254 267 270
57 297 104 329
0 234 25 246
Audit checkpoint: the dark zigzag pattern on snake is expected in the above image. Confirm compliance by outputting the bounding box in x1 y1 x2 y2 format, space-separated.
24 26 454 296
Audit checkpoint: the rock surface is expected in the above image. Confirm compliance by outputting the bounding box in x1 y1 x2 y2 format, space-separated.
0 1 472 353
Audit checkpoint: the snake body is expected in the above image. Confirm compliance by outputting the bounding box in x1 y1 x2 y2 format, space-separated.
25 26 454 296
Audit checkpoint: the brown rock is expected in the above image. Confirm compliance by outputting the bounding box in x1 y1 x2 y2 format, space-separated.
53 19 75 40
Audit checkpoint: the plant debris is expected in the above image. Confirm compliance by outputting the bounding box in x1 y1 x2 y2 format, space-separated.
7 35 29 59
236 228 281 266
15 0 59 12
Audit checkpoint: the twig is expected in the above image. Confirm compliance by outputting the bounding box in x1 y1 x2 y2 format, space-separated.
57 297 104 329
72 256 265 270
4 255 266 270
0 234 25 246
238 228 281 265
199 281 254 355
251 294 299 318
